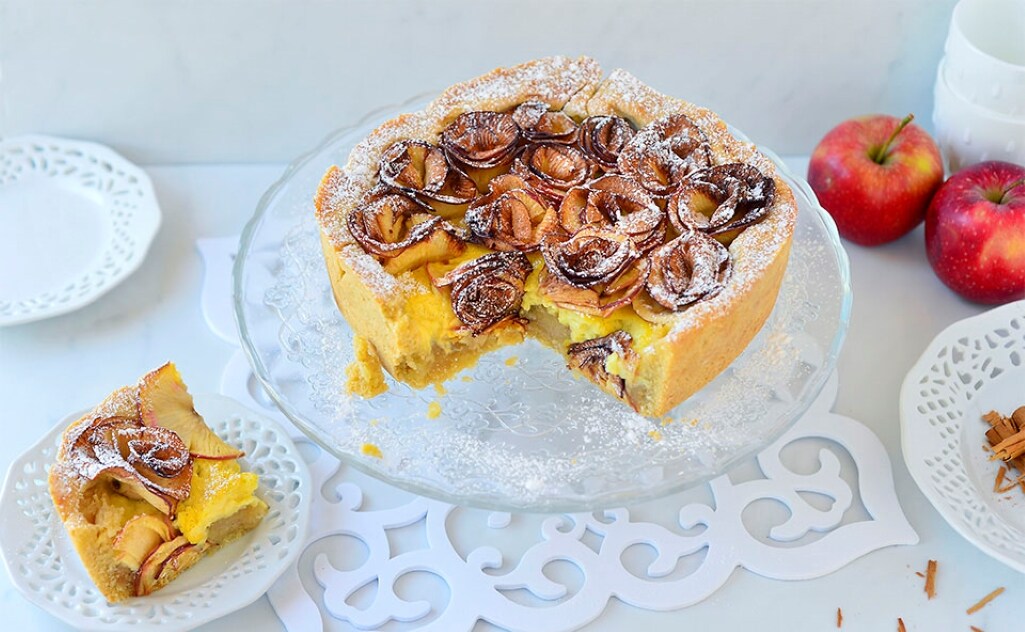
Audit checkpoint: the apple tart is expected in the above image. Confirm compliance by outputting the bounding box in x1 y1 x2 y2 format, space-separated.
48 363 268 602
314 56 797 417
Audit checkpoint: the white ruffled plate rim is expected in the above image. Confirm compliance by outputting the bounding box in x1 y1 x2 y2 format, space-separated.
900 299 1025 574
0 134 161 327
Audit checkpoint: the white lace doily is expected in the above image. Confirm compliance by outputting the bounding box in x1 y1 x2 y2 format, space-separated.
901 300 1025 572
0 395 312 631
202 237 917 631
0 135 161 326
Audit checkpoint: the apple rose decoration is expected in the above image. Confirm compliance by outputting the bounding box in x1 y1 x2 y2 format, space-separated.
646 230 731 311
465 174 559 252
618 113 712 197
66 416 193 514
347 189 466 273
559 175 665 254
577 115 636 171
379 140 477 205
511 100 579 144
441 111 521 169
434 251 532 334
511 143 595 202
567 330 636 398
539 227 650 316
668 163 775 240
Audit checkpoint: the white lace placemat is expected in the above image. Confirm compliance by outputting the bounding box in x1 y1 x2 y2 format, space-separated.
201 236 917 631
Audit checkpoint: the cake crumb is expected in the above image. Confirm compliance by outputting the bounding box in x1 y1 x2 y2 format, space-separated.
461 375 474 383
360 443 383 459
924 560 937 599
966 587 1004 615
427 401 442 419
434 383 448 396
345 336 388 398
971 626 984 632
648 430 663 442
369 418 379 427
897 617 906 632
660 416 674 426
836 607 842 628
505 356 519 366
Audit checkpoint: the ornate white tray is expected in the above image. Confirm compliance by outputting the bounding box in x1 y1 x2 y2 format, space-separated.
233 99 852 511
0 394 312 631
201 233 911 631
0 135 161 326
901 300 1025 573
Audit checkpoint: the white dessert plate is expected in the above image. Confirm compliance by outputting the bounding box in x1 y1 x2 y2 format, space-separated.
0 394 311 631
901 300 1025 573
0 135 161 326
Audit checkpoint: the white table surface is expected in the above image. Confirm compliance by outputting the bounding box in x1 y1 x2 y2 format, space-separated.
1 159 1021 631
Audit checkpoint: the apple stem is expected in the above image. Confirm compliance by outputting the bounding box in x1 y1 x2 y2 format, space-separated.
872 113 915 164
1001 177 1025 204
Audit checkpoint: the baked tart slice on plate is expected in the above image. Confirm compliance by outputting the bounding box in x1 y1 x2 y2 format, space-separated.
48 363 268 602
314 56 797 417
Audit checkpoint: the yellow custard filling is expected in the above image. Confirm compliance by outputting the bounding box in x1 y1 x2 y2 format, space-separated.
175 459 265 545
397 244 666 358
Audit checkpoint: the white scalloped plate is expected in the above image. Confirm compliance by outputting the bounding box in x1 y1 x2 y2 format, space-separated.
901 300 1025 573
0 394 311 631
0 135 161 326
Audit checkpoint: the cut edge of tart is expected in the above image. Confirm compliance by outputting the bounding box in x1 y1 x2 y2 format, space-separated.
314 56 798 417
48 363 268 603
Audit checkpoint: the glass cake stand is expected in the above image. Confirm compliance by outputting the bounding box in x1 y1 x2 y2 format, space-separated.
234 96 852 512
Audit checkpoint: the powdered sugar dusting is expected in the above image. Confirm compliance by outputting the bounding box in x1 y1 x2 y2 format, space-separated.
315 58 797 337
315 57 603 303
238 95 849 508
583 68 797 341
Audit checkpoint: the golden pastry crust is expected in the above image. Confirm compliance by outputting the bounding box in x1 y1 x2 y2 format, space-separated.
314 56 797 416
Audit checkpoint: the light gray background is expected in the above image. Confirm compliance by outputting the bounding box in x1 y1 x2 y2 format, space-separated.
1 0 957 163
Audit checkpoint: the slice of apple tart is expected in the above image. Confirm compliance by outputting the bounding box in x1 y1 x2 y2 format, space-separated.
48 363 267 602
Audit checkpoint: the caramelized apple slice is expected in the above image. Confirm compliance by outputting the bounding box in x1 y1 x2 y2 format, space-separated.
667 163 776 243
512 101 579 144
113 514 176 571
538 258 649 317
138 363 244 460
631 290 675 324
94 469 176 516
511 143 594 202
646 231 731 311
435 252 532 334
578 116 636 170
441 111 521 169
157 541 206 583
71 416 191 515
465 174 559 252
379 140 477 205
381 223 467 275
558 175 665 254
567 331 637 399
134 535 191 596
618 113 712 197
539 227 638 289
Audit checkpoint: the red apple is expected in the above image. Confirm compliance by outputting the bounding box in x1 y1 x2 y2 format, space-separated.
808 114 944 245
925 161 1025 304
